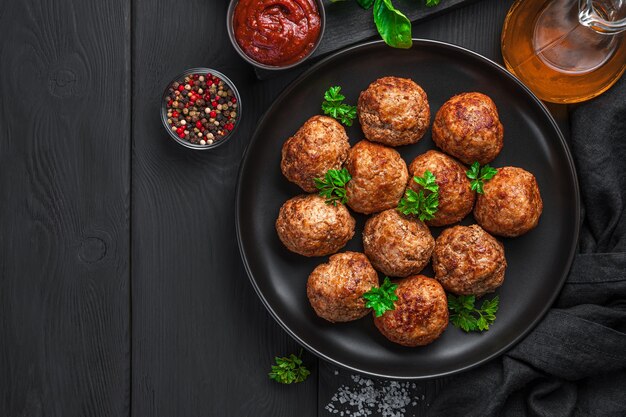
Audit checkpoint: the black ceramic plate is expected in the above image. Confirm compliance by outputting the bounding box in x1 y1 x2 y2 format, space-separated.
236 40 580 379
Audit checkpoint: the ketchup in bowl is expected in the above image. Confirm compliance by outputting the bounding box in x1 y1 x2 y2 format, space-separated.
233 0 322 67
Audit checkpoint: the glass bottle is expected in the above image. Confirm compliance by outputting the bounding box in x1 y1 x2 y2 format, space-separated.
501 0 626 103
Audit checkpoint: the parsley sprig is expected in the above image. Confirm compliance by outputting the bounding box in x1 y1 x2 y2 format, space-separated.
314 168 352 206
321 86 357 126
448 294 499 332
268 350 310 384
466 162 498 194
397 171 439 221
363 277 399 317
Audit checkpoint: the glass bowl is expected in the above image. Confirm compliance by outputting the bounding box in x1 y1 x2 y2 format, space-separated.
226 0 326 70
161 67 242 150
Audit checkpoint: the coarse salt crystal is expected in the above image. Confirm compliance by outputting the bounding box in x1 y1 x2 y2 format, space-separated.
324 374 423 417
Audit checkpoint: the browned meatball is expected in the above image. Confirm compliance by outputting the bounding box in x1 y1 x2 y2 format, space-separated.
374 275 448 347
432 92 504 165
281 115 351 192
307 252 379 322
358 77 430 147
433 225 506 296
363 209 434 277
345 140 409 214
474 166 543 237
276 194 355 257
408 150 475 227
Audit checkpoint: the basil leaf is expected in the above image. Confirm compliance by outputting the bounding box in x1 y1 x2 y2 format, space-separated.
373 0 412 49
357 0 375 9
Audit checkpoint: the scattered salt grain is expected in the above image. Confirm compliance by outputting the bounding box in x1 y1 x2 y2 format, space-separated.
324 374 424 417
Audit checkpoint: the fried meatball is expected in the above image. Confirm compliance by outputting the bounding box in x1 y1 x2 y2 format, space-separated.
307 252 379 322
432 92 504 165
433 225 506 296
281 115 351 192
363 209 434 277
474 166 543 237
408 150 475 227
374 275 448 347
358 77 430 147
276 194 355 257
345 140 409 214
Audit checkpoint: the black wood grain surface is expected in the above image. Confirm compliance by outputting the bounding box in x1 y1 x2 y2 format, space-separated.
0 0 570 416
130 1 316 416
0 0 131 416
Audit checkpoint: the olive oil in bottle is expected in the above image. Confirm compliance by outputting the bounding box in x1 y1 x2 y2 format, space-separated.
501 0 626 103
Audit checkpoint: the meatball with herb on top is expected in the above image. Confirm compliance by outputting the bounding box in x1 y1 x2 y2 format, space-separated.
276 194 355 257
433 225 506 296
307 252 379 323
363 209 434 278
432 92 504 165
358 76 430 147
408 150 475 227
345 140 409 214
374 275 448 347
281 115 351 192
473 166 543 237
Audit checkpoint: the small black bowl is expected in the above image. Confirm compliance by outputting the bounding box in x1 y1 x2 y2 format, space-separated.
161 68 242 150
226 0 326 71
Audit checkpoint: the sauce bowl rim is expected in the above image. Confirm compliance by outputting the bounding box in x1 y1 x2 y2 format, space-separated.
226 0 326 71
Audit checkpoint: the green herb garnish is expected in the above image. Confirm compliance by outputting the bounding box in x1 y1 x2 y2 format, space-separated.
414 170 439 193
321 86 357 126
268 350 310 384
373 0 413 49
332 0 440 48
314 168 352 205
448 294 499 332
466 162 498 194
356 0 375 8
363 277 399 317
397 170 439 221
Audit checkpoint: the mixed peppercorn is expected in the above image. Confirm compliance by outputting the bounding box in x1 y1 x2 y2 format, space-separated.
164 72 238 146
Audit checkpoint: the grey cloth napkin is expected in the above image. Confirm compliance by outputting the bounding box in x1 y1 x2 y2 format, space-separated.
427 75 626 417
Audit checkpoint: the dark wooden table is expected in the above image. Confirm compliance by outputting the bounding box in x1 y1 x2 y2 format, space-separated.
0 0 569 415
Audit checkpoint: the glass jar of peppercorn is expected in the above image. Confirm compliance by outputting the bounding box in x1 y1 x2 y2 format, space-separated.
161 68 241 150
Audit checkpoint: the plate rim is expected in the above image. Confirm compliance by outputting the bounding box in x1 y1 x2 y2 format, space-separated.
235 38 581 380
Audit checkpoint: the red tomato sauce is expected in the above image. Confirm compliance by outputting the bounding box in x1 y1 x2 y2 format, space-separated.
233 0 321 66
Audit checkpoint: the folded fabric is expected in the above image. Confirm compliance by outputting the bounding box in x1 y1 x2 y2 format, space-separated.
428 76 626 417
